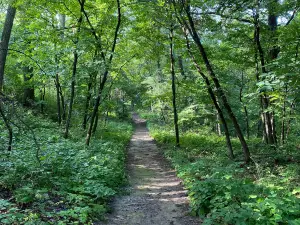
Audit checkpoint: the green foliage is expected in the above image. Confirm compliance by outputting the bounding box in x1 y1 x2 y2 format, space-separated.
147 117 300 224
1 0 300 223
0 115 133 224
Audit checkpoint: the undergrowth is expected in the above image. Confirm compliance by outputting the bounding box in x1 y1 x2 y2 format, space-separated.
142 112 300 225
0 112 133 224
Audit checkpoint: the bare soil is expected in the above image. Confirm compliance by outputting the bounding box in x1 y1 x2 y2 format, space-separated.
97 114 200 225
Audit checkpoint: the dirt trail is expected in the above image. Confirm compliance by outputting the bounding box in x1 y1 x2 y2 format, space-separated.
98 114 200 225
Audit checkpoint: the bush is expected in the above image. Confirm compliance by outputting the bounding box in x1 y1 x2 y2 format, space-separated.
0 116 133 224
147 119 300 225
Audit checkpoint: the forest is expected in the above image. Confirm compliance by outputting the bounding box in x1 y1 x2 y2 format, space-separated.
0 0 300 224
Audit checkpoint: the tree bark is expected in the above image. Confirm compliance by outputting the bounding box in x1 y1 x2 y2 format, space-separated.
253 1 277 145
82 74 93 129
0 5 16 91
170 25 180 147
216 113 221 135
178 4 247 161
183 30 234 160
40 85 45 114
86 0 121 146
0 100 12 151
23 66 34 107
55 14 66 125
239 72 249 139
82 51 98 129
64 0 85 138
178 55 186 79
55 73 61 124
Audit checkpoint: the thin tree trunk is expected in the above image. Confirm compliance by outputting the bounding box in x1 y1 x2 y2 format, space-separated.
55 73 61 124
64 0 85 138
82 74 93 129
281 97 286 144
55 14 66 125
170 25 180 147
272 111 277 144
178 55 189 107
59 84 66 121
268 1 279 145
64 48 79 138
183 30 234 159
255 45 264 139
239 72 249 139
104 110 109 126
23 66 34 107
122 92 125 117
92 112 99 134
82 51 98 129
0 5 16 91
254 1 278 145
179 6 246 161
178 55 186 79
216 113 222 136
157 58 163 82
40 86 45 114
86 0 121 146
0 101 12 151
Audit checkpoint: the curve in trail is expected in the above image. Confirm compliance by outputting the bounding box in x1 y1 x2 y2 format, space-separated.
98 114 200 225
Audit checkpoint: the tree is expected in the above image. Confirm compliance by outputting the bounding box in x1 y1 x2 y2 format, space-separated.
64 0 85 138
169 23 180 147
85 0 122 145
173 0 250 162
0 4 16 91
0 3 16 151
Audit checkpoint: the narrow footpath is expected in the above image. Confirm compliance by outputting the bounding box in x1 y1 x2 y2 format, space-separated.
99 114 200 225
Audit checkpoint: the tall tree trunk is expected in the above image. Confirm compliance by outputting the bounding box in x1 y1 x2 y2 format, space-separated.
254 1 278 145
82 74 93 129
92 111 99 134
86 70 107 144
55 73 61 124
183 30 234 160
281 98 286 144
216 113 222 136
64 50 79 138
64 0 85 138
0 101 12 151
254 44 264 139
82 51 98 129
55 14 66 125
157 58 163 82
59 14 66 39
59 84 66 121
268 0 279 145
0 5 16 91
23 66 34 107
179 5 247 161
40 85 45 114
178 55 189 107
239 72 249 139
86 0 121 146
170 25 180 147
178 55 186 79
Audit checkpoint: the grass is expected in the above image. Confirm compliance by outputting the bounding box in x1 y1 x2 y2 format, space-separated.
141 112 300 225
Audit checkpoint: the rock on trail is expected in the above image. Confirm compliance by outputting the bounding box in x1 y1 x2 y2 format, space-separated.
97 114 200 225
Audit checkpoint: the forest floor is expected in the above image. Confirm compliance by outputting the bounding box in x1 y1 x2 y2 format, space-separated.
97 114 200 225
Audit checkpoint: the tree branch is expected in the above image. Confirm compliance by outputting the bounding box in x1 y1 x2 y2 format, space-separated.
285 9 298 26
191 11 253 24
